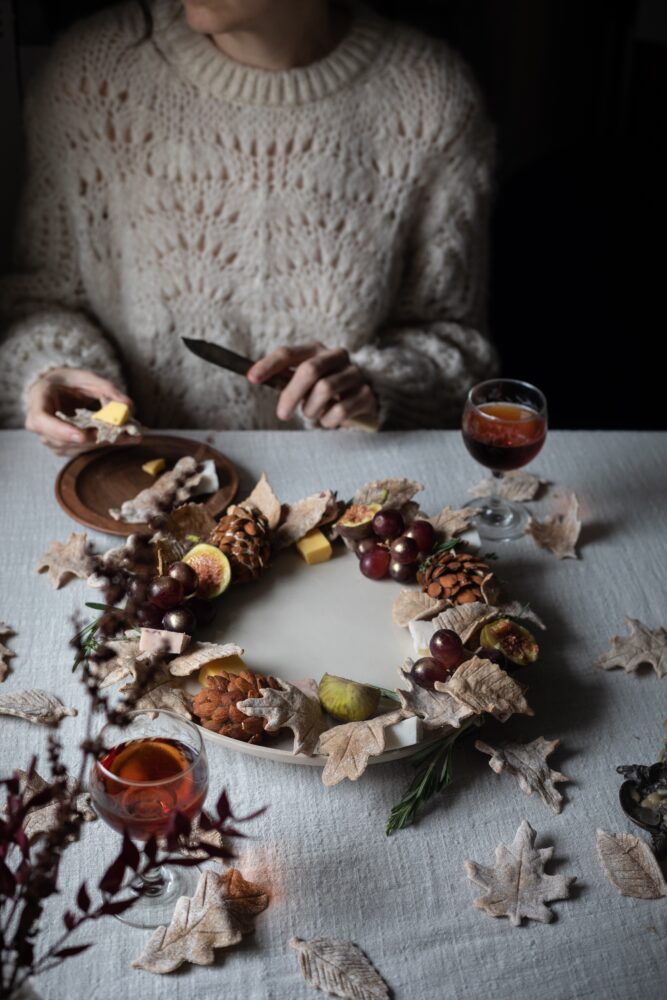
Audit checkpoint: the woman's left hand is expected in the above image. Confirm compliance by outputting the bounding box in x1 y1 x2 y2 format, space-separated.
247 343 379 428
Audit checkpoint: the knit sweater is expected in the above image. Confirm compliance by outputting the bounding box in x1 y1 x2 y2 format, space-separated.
0 0 498 430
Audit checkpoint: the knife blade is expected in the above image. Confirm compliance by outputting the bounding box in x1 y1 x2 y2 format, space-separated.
182 336 378 431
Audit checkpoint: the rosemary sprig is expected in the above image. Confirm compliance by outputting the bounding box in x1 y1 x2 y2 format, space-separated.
386 720 474 835
417 537 460 573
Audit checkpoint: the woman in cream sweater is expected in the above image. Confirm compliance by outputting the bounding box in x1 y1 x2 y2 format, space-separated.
0 0 497 451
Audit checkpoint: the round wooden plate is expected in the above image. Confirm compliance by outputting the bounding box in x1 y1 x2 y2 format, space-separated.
55 435 239 537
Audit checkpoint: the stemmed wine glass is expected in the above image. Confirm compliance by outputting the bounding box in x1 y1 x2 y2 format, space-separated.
89 709 209 928
461 378 547 540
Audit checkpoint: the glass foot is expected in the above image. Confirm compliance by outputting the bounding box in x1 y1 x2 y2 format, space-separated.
116 865 201 929
463 496 529 541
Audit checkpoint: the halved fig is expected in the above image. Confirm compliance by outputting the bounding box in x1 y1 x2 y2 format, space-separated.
182 543 231 599
479 618 539 667
335 502 382 541
319 673 381 722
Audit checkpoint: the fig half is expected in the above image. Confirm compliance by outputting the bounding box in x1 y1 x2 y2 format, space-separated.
182 543 231 599
319 673 381 722
479 619 539 667
335 503 382 541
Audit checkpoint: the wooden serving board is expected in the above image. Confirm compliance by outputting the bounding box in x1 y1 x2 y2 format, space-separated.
55 434 238 537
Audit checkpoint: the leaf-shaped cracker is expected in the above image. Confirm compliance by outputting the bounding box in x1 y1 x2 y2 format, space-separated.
131 867 269 975
465 820 575 925
56 399 142 444
130 679 193 719
397 661 475 731
274 491 335 549
397 598 546 639
528 491 581 558
392 591 449 628
429 505 479 538
0 689 77 726
469 471 547 502
594 618 667 678
318 710 403 786
110 456 210 523
353 478 423 509
475 738 570 814
0 622 16 682
595 829 667 899
240 472 282 530
152 503 218 568
36 533 96 589
10 769 96 843
290 937 390 1000
438 656 533 722
169 642 244 677
95 636 146 689
237 678 326 755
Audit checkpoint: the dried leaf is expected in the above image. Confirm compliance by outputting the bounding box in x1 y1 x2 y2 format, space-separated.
0 622 16 682
465 820 576 925
169 642 244 677
397 661 475 731
318 710 403 786
0 689 77 726
36 533 96 589
475 737 570 814
240 472 282 530
131 867 268 974
56 399 142 444
438 656 533 722
290 937 390 1000
274 491 335 549
596 829 667 899
110 456 210 523
392 591 448 627
429 505 479 538
469 471 547 502
163 816 225 860
594 617 667 678
152 503 218 566
11 769 96 843
353 478 423 510
528 491 581 559
237 678 327 756
95 636 146 689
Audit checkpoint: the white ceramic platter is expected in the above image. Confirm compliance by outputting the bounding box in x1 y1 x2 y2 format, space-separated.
189 543 423 766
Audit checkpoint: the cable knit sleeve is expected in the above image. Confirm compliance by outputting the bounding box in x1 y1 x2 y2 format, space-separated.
351 78 499 430
0 37 124 427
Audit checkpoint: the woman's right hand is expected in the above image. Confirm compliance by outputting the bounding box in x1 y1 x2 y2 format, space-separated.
25 367 137 456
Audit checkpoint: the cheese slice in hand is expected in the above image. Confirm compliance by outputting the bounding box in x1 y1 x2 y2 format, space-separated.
92 401 130 427
296 529 332 565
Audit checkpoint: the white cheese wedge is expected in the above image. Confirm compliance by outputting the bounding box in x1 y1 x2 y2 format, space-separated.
139 628 191 655
197 458 220 494
408 619 437 659
384 715 422 750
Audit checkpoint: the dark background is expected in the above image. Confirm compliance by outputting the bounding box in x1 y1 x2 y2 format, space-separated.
2 0 666 428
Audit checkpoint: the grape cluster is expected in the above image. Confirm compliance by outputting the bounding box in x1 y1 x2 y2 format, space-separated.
356 510 436 583
411 628 465 690
133 562 215 637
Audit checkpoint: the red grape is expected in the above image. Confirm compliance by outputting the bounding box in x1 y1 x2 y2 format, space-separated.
188 597 217 627
389 559 415 582
355 537 380 559
429 629 465 671
405 519 436 553
127 577 148 603
390 536 419 565
411 657 452 691
371 509 404 541
167 561 198 596
147 576 184 610
136 602 163 629
162 606 197 635
360 548 391 580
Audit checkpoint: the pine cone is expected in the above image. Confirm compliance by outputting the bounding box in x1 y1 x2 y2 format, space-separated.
192 668 281 742
209 505 271 583
416 549 499 604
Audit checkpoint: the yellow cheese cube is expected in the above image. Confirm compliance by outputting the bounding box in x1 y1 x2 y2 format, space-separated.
92 401 130 427
198 654 246 686
295 528 332 565
142 458 167 477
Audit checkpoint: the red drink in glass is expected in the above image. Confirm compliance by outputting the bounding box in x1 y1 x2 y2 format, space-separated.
462 401 546 472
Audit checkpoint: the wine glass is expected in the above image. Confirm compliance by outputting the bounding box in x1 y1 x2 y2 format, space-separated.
461 378 547 540
89 709 209 928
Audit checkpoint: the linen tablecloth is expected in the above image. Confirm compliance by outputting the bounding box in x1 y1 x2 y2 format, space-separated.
1 429 666 1000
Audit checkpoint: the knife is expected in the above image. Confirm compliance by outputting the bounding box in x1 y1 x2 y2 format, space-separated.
182 337 378 431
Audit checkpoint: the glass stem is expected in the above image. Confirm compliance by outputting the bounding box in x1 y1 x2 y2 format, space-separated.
135 866 167 898
489 470 504 511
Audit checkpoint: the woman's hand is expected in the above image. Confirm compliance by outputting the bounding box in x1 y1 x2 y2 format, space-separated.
247 343 379 429
25 367 137 456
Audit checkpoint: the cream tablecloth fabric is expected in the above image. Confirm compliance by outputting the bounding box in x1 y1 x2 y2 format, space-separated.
0 429 665 1000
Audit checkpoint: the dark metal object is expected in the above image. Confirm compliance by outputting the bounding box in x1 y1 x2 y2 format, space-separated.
182 337 289 391
618 761 667 858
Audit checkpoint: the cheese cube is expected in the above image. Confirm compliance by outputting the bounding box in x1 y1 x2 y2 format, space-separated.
295 529 332 565
139 627 190 655
142 458 167 476
198 654 246 686
92 401 130 427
